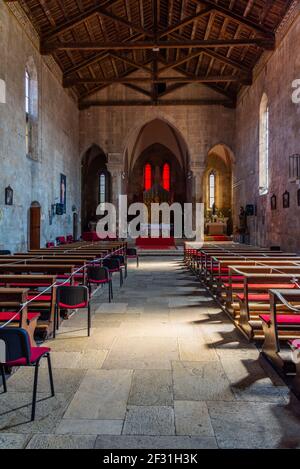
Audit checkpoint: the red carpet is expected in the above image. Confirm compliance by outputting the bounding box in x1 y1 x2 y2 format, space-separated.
136 237 175 250
204 235 232 242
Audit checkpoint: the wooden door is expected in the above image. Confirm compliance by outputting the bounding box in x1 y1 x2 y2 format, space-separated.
30 206 41 249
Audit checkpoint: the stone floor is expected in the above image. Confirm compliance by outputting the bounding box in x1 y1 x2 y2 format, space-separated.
1 256 300 449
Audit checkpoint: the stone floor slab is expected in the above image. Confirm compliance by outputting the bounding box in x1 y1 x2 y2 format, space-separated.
128 370 173 406
64 369 133 420
174 401 214 437
123 406 175 436
26 434 97 449
172 361 235 401
95 435 218 449
55 418 123 435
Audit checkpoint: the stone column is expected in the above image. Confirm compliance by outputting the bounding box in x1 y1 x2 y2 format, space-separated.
107 153 124 235
189 162 206 238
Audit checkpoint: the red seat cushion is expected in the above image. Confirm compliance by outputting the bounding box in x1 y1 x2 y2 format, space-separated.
237 293 270 302
4 347 50 366
290 339 300 350
260 314 300 325
224 283 297 290
216 276 244 281
212 267 229 273
28 294 52 302
0 312 40 322
56 281 79 287
89 279 109 284
58 301 87 309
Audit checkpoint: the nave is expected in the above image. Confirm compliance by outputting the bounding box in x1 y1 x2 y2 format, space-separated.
1 256 300 449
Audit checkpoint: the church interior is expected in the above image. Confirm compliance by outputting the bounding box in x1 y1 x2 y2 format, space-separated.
1 0 300 451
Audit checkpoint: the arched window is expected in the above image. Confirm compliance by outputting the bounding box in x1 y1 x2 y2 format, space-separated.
162 163 170 191
144 163 152 191
209 171 216 208
25 59 38 160
259 93 269 195
25 69 31 156
99 172 106 205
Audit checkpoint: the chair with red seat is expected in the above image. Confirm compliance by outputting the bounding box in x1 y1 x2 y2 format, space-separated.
87 265 112 302
112 254 127 278
126 248 139 268
0 328 54 421
55 285 91 337
102 257 123 287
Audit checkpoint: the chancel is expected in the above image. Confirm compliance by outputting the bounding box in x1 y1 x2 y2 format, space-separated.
1 0 300 454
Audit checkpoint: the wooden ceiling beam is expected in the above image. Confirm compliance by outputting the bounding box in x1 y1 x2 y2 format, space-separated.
159 7 212 38
79 98 234 109
63 32 145 78
40 0 119 42
96 5 154 37
42 37 274 53
109 52 152 74
64 75 251 87
194 0 275 37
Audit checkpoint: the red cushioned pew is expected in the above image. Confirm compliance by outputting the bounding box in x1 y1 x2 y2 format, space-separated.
0 275 59 339
226 266 300 338
260 289 300 376
0 288 40 346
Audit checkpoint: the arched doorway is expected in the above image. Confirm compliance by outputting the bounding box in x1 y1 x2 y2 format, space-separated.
29 201 41 249
81 144 111 232
203 145 234 236
125 119 190 237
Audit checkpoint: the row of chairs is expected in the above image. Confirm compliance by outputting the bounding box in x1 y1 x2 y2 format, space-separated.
0 246 139 420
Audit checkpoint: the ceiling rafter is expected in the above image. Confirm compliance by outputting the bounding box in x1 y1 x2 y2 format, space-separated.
4 0 293 106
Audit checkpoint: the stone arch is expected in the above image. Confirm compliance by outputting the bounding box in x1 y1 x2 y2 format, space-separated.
203 143 236 235
122 116 191 174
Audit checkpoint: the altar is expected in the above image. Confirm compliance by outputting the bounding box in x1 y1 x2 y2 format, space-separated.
206 221 227 236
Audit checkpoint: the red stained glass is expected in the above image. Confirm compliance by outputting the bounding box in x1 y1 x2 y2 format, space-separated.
144 163 152 191
162 163 170 191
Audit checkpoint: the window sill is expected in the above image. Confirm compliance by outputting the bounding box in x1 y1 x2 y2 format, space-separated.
259 189 269 196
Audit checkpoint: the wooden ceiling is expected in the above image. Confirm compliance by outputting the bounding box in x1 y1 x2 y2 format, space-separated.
6 0 293 108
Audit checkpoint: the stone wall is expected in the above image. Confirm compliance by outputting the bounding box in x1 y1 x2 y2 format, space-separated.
0 4 80 252
234 13 300 251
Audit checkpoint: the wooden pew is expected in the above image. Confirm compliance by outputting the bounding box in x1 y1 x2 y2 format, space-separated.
0 259 88 284
0 264 76 283
260 289 300 376
224 270 300 337
0 288 39 346
0 275 57 339
213 259 300 299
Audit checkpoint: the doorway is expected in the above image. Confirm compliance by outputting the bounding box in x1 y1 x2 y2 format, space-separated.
29 201 41 249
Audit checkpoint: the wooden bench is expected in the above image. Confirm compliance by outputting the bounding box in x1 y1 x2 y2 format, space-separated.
0 275 57 339
224 270 300 336
260 289 300 376
0 288 39 346
213 259 300 299
0 259 89 284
